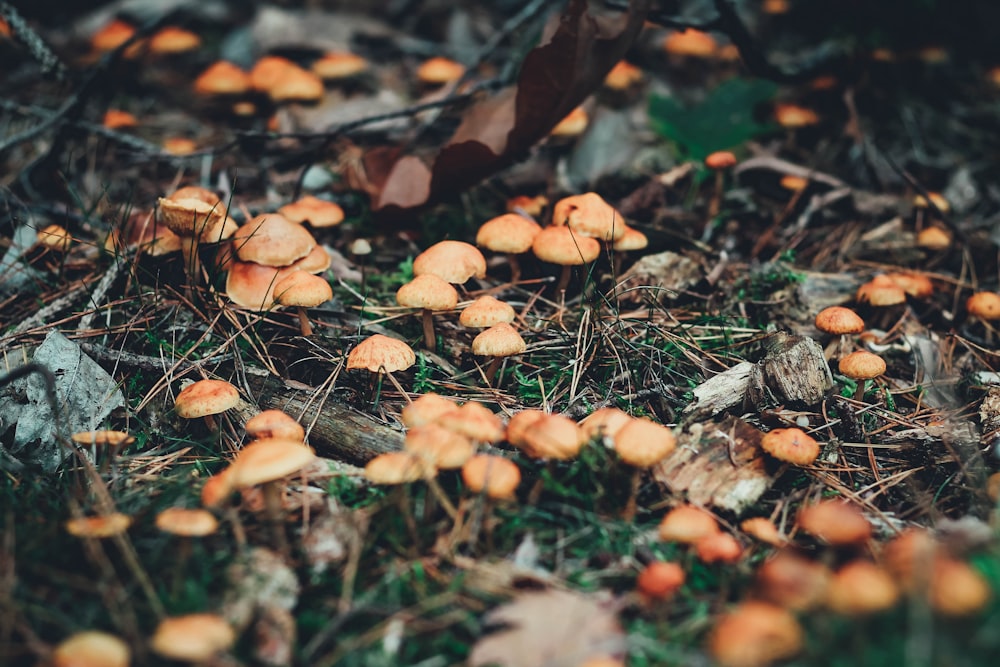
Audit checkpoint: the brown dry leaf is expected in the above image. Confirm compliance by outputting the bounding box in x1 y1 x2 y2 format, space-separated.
372 0 649 215
469 588 625 667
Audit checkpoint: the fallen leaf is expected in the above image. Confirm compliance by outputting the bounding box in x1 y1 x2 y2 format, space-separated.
469 588 625 667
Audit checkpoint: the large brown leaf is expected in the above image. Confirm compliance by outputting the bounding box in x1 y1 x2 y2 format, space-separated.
469 588 626 667
372 0 649 217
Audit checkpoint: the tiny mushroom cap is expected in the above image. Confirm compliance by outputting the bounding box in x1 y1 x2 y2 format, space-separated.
760 427 820 466
838 350 886 381
881 527 939 591
506 194 548 217
779 174 809 192
65 513 132 538
230 438 315 488
552 192 627 242
472 322 526 358
505 409 546 448
174 379 240 419
396 274 459 311
225 261 296 310
245 409 306 441
604 60 643 90
416 56 465 84
476 213 542 254
439 402 506 443
346 334 416 373
461 454 521 500
695 532 744 564
312 51 369 79
658 505 720 544
233 214 316 267
274 271 333 308
917 226 952 250
662 29 718 57
155 508 219 537
163 138 197 155
612 226 648 252
405 424 474 469
930 558 992 616
201 468 236 508
103 109 138 129
151 614 236 663
612 417 677 468
755 550 832 611
705 150 738 170
364 451 433 484
400 393 460 428
797 499 872 545
914 191 950 213
532 225 602 265
966 291 1000 320
91 19 135 52
740 517 786 546
413 240 486 284
885 271 934 299
519 413 585 460
636 561 686 600
269 65 326 102
249 55 298 91
550 106 588 136
149 26 200 54
459 295 517 329
71 430 135 449
579 407 633 443
53 631 131 667
37 224 72 251
774 103 820 128
856 274 907 306
707 601 804 667
826 561 900 616
814 306 865 335
292 245 333 274
279 195 345 227
194 61 250 95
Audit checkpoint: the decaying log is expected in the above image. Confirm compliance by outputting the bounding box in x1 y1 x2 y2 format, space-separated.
244 371 404 466
653 416 775 514
746 332 832 408
682 361 753 422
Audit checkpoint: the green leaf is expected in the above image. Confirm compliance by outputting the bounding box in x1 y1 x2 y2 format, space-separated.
649 78 779 161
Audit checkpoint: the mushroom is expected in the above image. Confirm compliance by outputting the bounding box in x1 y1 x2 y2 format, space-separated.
194 61 250 96
53 631 130 667
70 429 134 475
754 549 831 611
459 295 517 329
365 451 435 546
396 273 459 350
603 60 643 91
416 56 465 86
65 513 132 538
814 306 864 359
552 192 627 242
471 322 526 385
704 150 738 219
278 195 345 228
155 507 220 588
400 393 460 428
456 454 521 549
148 26 200 55
274 270 333 336
658 505 720 544
838 350 886 402
707 601 804 667
930 558 992 616
476 213 542 283
740 517 786 547
610 225 648 276
966 291 1000 343
826 561 899 616
695 532 743 564
531 225 601 293
636 561 685 603
412 240 486 286
232 213 316 267
579 407 633 445
230 437 315 555
796 499 872 546
612 417 677 520
759 427 820 466
662 29 718 59
151 613 236 664
346 334 416 401
549 106 589 137
174 378 241 432
312 51 369 80
245 410 305 441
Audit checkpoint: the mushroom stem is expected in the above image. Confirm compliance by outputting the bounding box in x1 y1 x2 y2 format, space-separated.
296 307 314 336
555 265 572 293
709 170 724 219
852 380 867 403
482 357 503 386
396 485 420 552
261 481 290 558
424 476 458 519
622 469 642 522
507 253 522 284
420 309 436 350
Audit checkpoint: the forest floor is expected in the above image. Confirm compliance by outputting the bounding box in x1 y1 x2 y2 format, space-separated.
3 1 1000 666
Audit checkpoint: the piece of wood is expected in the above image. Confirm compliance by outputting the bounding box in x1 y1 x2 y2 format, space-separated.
245 372 404 465
746 332 833 408
652 416 775 515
